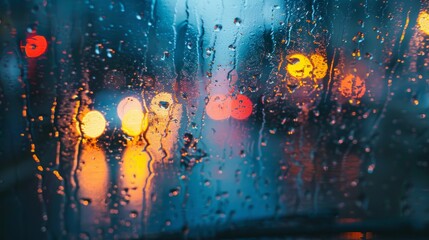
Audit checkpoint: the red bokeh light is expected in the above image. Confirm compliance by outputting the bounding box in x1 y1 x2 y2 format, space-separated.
231 94 253 120
24 35 48 58
206 94 253 121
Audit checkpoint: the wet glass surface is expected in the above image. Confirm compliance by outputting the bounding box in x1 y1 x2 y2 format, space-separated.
1 0 429 239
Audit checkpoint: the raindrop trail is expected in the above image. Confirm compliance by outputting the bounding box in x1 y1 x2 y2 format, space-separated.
324 48 336 103
227 0 245 88
268 2 279 75
174 0 190 94
18 47 49 233
370 7 413 138
150 0 156 21
172 0 179 77
192 1 205 137
199 0 224 141
196 17 207 141
72 71 91 235
364 0 369 19
71 93 86 236
185 0 190 25
197 16 205 76
399 10 411 44
270 5 277 54
194 6 208 140
141 154 154 234
119 1 125 12
160 103 176 165
310 0 317 35
285 3 293 47
142 0 157 72
140 92 153 234
257 96 266 177
205 0 224 83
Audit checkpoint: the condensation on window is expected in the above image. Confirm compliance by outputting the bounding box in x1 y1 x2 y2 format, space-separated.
1 0 429 239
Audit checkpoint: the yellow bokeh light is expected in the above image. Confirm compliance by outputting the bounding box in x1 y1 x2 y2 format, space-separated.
286 53 313 79
117 96 142 120
417 11 429 35
310 54 328 80
81 110 106 139
121 109 148 137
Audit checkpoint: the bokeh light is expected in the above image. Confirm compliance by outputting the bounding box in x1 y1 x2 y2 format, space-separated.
339 74 366 99
117 96 143 120
121 109 148 137
417 11 429 35
310 54 328 80
206 94 231 120
24 35 48 58
81 110 107 139
286 53 313 79
231 94 253 120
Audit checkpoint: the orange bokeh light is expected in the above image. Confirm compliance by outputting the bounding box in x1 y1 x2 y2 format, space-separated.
339 74 366 99
24 35 48 58
231 94 253 120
